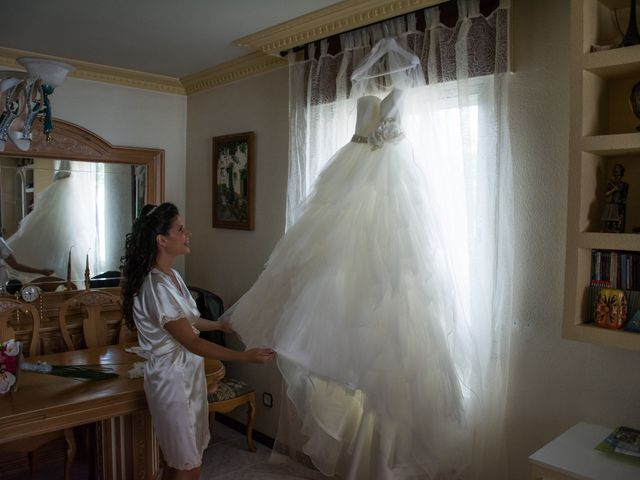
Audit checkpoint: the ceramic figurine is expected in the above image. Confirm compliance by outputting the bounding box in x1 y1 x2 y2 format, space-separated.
601 163 629 233
595 288 628 329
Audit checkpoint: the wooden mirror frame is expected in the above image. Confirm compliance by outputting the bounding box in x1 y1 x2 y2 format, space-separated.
0 118 164 203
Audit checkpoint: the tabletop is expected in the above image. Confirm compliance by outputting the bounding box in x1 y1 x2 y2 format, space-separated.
529 422 640 480
0 343 224 444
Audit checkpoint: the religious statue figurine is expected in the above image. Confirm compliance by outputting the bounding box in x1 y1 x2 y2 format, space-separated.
601 163 629 233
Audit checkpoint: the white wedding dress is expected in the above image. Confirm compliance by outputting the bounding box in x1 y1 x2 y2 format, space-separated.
229 39 473 480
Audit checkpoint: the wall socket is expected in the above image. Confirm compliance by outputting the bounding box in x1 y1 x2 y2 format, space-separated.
262 392 273 408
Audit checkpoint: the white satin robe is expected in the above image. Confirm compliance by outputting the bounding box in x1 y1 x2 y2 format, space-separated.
133 268 210 470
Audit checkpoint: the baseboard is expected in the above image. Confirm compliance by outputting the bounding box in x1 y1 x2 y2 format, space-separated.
214 413 275 449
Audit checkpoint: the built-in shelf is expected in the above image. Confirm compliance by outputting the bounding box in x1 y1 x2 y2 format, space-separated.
576 232 640 250
583 45 640 78
562 323 640 351
564 0 640 351
581 133 640 154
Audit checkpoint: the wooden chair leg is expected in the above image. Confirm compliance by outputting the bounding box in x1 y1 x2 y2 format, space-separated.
27 450 36 475
246 395 257 452
63 428 77 480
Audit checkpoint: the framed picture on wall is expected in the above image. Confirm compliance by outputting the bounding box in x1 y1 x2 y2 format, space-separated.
212 131 255 230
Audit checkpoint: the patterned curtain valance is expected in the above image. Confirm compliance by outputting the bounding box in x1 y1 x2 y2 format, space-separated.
291 0 509 104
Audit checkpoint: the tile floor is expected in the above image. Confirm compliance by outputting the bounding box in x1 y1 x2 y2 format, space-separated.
4 420 325 480
202 421 326 479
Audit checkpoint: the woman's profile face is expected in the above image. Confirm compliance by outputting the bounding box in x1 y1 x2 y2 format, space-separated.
159 215 191 256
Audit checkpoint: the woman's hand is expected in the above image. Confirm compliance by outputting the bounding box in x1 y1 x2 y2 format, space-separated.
244 348 276 364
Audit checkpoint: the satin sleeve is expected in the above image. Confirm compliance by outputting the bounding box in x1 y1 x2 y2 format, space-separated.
155 282 187 327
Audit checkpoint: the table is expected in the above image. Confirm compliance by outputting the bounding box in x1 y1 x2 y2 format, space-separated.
529 422 640 480
0 343 224 480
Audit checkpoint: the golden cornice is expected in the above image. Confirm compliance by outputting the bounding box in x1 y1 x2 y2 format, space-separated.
0 47 186 95
0 1 445 95
235 0 446 55
180 52 287 95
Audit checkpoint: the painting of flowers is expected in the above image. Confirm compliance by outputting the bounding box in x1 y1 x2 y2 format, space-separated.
212 132 255 230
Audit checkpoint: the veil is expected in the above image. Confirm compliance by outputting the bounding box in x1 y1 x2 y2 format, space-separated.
349 37 425 99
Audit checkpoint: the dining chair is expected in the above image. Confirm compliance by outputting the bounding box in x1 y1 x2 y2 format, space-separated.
189 286 258 452
0 297 76 480
57 289 124 478
31 275 76 292
58 289 122 351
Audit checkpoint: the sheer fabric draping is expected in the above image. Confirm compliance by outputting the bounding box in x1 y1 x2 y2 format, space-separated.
283 0 513 478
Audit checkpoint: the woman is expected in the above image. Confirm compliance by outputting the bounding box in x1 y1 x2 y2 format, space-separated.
121 202 275 480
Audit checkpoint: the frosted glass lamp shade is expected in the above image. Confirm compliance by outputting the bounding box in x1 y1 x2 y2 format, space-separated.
17 58 74 88
0 71 27 93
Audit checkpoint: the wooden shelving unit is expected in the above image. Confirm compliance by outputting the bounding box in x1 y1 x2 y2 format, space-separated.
564 0 640 351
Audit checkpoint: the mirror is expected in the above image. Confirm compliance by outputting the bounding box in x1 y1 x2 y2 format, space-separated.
0 118 163 289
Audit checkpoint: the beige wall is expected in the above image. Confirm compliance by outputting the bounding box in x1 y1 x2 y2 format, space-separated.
184 1 640 477
508 0 640 479
185 68 290 436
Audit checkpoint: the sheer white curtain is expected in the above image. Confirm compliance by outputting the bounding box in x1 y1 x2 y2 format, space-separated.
286 0 513 478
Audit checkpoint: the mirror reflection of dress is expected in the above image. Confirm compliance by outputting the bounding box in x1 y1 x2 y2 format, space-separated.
7 160 101 284
229 39 474 480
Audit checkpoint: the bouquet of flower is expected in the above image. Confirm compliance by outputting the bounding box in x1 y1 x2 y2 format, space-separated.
21 361 119 380
1 339 118 395
0 339 23 394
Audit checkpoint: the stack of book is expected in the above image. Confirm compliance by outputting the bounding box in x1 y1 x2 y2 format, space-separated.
596 426 640 464
591 250 640 291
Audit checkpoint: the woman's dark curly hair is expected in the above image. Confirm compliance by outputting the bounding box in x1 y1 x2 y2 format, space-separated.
121 202 179 330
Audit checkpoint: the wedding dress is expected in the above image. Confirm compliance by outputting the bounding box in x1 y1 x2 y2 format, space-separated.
229 39 473 480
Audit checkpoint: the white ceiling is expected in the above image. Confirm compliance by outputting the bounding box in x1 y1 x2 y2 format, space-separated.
0 0 342 78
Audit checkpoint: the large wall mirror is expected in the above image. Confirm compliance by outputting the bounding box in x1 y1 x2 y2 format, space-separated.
0 118 163 289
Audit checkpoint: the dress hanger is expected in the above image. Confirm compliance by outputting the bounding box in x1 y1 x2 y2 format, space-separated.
351 37 420 82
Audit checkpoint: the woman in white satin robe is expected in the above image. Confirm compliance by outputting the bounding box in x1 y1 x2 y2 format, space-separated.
121 202 275 480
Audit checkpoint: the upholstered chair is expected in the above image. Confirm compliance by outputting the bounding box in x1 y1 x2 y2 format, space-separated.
189 286 257 452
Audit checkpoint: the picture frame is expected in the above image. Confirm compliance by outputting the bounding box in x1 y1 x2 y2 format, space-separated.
212 132 255 230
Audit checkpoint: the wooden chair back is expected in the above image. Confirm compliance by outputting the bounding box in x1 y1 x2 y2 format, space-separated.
31 276 77 292
0 298 41 356
58 290 122 351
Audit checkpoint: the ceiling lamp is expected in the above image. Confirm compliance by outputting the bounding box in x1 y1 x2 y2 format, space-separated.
0 57 74 152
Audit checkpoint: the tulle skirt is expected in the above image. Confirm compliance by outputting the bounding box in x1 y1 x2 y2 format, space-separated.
7 173 98 284
229 138 472 479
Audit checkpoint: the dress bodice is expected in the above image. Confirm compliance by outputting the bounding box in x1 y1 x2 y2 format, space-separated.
352 95 381 140
369 89 405 149
380 88 404 122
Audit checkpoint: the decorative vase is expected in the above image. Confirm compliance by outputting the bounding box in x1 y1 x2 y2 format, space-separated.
595 288 628 329
620 0 640 47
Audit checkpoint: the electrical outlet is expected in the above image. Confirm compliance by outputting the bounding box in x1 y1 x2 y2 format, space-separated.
262 392 273 408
